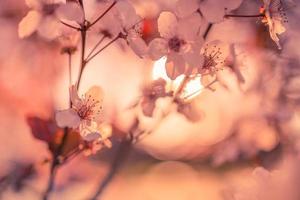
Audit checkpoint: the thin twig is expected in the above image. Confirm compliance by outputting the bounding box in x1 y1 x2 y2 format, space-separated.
42 128 68 200
88 1 117 28
225 14 264 18
60 21 81 31
86 35 106 61
203 23 213 39
85 34 120 63
76 29 87 90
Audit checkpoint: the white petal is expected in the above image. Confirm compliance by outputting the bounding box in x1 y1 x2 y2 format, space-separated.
85 85 104 103
183 51 204 74
175 0 199 18
200 1 226 23
158 11 178 39
177 13 202 41
37 16 62 40
82 132 101 141
148 38 168 60
116 0 139 28
98 123 112 139
56 2 84 23
165 53 186 80
55 109 81 128
128 33 148 58
18 10 42 38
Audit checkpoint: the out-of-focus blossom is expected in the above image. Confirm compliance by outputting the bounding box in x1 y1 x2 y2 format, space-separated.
55 85 111 143
58 28 80 55
56 1 84 26
90 0 148 57
260 0 291 49
176 99 202 122
141 78 172 117
176 0 243 23
148 11 203 80
18 0 66 39
80 123 112 155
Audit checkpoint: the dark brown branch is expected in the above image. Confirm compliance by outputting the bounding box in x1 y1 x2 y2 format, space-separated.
225 14 264 18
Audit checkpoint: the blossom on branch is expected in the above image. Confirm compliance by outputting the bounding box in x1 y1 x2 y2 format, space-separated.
55 85 111 145
148 11 204 80
260 0 293 49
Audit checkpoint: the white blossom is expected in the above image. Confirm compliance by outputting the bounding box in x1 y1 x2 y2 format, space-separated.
55 85 111 142
148 12 204 80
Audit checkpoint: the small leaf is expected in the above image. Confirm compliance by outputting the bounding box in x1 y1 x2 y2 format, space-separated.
26 116 56 143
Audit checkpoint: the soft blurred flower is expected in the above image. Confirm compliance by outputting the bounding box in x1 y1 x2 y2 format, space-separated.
176 0 243 22
18 0 66 39
141 78 172 117
260 0 290 49
148 11 203 80
55 85 109 142
80 123 112 155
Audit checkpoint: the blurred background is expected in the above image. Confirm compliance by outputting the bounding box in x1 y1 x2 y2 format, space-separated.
1 0 300 199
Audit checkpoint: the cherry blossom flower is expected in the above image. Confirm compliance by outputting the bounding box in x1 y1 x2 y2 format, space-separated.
55 85 111 143
18 0 66 39
260 0 291 49
148 11 203 80
116 0 148 57
141 79 172 117
176 0 243 23
198 40 230 86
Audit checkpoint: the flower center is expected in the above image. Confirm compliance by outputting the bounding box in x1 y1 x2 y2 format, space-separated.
202 45 223 73
168 37 185 53
76 95 102 121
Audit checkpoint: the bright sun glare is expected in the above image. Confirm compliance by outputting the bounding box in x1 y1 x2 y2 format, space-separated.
152 57 204 100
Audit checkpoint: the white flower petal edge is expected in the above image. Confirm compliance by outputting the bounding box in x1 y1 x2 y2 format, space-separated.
55 109 81 128
158 12 178 39
18 10 42 38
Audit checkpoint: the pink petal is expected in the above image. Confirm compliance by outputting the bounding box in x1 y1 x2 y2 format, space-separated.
175 0 199 18
37 16 62 40
55 109 81 128
56 2 84 23
148 38 168 60
128 33 148 58
85 85 104 103
165 53 186 80
18 10 42 38
158 11 178 39
177 13 202 41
